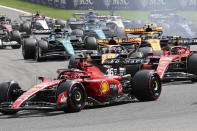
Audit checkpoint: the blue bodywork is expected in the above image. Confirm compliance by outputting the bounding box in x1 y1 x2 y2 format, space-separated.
48 32 75 56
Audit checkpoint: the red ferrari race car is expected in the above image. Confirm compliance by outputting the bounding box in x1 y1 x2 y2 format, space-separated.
0 14 21 49
0 55 161 114
103 36 197 82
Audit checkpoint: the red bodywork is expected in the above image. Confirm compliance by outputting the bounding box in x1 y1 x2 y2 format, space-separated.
0 21 13 33
11 62 123 109
142 47 191 79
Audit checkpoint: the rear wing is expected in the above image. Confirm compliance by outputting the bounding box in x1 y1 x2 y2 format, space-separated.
97 37 142 46
161 36 197 46
124 26 163 35
19 13 33 21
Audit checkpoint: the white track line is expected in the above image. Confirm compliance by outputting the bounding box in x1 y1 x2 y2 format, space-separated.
0 5 60 21
0 5 30 14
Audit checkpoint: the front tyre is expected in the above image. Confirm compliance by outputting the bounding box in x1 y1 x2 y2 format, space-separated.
0 81 22 115
57 82 86 113
133 70 161 101
85 37 97 50
22 38 36 59
35 45 46 62
188 54 197 82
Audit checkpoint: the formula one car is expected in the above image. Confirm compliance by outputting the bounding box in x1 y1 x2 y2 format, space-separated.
19 12 53 35
68 21 107 50
0 14 21 49
0 54 161 115
68 18 107 39
101 37 197 82
22 25 75 61
81 25 163 64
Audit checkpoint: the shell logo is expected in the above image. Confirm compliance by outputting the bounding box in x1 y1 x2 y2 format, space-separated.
100 81 109 94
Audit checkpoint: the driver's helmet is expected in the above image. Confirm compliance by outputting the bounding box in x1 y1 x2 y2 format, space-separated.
146 33 153 38
56 33 63 39
109 39 117 45
0 16 5 22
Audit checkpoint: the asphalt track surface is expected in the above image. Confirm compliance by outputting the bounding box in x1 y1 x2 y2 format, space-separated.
1 6 197 131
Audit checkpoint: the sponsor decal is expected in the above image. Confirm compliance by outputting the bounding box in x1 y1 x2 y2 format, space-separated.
73 0 93 7
140 0 166 8
180 0 197 8
60 0 66 4
57 92 68 104
104 0 129 8
30 87 39 91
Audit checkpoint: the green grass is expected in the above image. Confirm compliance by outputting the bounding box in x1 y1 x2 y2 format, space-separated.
1 0 197 24
0 0 149 21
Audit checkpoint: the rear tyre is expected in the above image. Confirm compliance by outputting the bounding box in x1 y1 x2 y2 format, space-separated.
0 81 22 115
85 37 97 50
188 54 197 82
22 38 37 59
22 23 31 34
11 30 21 45
133 70 161 101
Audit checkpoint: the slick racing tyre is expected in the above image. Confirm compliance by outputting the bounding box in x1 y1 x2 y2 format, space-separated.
133 70 161 101
22 38 36 59
11 30 21 45
188 54 197 82
0 81 22 115
57 81 86 112
22 23 31 34
85 37 98 50
35 40 47 62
